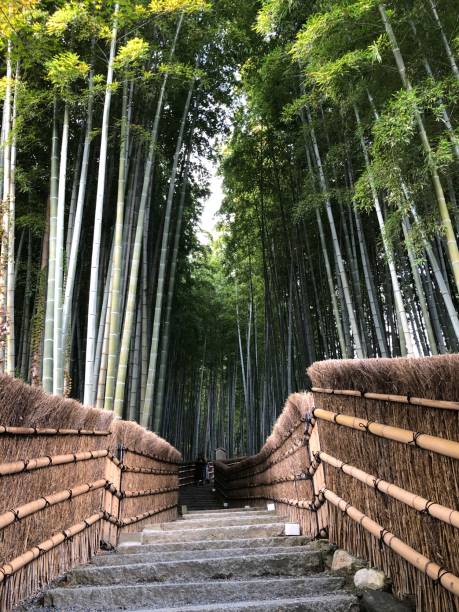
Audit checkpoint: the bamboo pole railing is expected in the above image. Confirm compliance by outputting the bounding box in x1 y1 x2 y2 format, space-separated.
0 450 109 476
218 366 459 612
113 486 179 499
123 446 182 465
322 488 459 597
121 465 178 475
0 425 111 436
0 480 108 530
0 512 104 584
313 408 459 460
312 386 459 412
318 451 459 529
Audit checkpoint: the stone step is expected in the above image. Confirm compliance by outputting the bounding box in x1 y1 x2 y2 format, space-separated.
65 550 323 586
44 575 348 610
182 506 223 512
142 522 286 543
182 509 268 519
129 594 360 612
116 535 311 555
187 507 248 514
180 514 274 523
91 545 313 566
145 515 282 530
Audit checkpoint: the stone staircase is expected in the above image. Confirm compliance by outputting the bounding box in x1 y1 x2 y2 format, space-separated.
38 507 359 611
179 483 221 511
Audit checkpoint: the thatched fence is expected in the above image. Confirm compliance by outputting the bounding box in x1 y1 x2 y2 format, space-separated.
214 355 459 612
0 375 181 611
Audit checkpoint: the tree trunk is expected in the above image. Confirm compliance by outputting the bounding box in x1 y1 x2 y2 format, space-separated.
154 148 191 424
6 62 18 376
84 4 119 404
62 62 94 367
426 0 459 80
114 13 184 418
104 79 129 410
379 2 459 295
42 102 59 392
53 103 69 394
354 104 414 355
306 106 364 357
143 79 195 430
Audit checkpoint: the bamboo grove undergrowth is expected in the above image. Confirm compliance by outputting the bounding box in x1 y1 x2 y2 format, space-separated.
1 0 459 460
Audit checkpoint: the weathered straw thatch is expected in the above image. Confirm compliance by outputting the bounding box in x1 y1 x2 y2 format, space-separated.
308 355 459 612
0 375 181 610
214 394 324 536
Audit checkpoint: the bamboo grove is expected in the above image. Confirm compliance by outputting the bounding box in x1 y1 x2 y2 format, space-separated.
2 0 459 460
0 0 259 455
200 0 459 457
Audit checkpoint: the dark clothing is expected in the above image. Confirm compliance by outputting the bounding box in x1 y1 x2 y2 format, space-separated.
195 460 207 483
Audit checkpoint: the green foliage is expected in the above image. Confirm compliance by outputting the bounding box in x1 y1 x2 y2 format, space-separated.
373 89 418 150
46 2 92 38
159 62 204 81
114 37 149 71
149 0 212 14
45 51 89 97
16 213 45 238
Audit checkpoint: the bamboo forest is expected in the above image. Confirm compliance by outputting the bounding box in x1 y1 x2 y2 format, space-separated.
1 0 459 458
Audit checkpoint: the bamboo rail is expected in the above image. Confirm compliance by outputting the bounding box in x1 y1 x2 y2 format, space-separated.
322 488 459 597
224 439 305 481
0 425 110 436
313 408 459 460
312 387 459 412
123 447 181 465
0 450 108 477
0 480 108 530
0 512 103 584
219 492 322 512
0 501 179 583
120 465 177 475
112 486 179 499
103 503 178 527
318 451 459 529
223 465 321 490
228 418 306 473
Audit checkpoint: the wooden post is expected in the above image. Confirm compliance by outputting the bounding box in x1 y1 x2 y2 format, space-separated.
308 422 328 535
103 456 121 547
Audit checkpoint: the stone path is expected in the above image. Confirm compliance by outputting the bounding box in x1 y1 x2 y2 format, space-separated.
40 507 359 611
179 483 221 511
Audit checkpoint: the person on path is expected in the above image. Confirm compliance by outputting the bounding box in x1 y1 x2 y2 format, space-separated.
195 456 207 485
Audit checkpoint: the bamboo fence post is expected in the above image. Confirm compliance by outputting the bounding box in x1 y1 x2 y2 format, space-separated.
103 456 121 547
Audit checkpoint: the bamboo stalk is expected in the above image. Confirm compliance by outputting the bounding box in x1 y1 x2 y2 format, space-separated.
319 451 459 529
107 503 178 527
121 466 177 475
311 386 459 412
0 512 103 583
322 488 459 597
113 486 179 499
123 447 182 465
0 426 110 436
0 480 107 530
0 449 108 476
313 408 459 460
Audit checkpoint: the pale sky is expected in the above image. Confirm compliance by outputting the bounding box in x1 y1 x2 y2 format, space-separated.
198 158 224 244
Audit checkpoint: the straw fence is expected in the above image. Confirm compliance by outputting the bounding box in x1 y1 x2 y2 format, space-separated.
215 355 459 612
214 393 328 537
0 375 181 611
